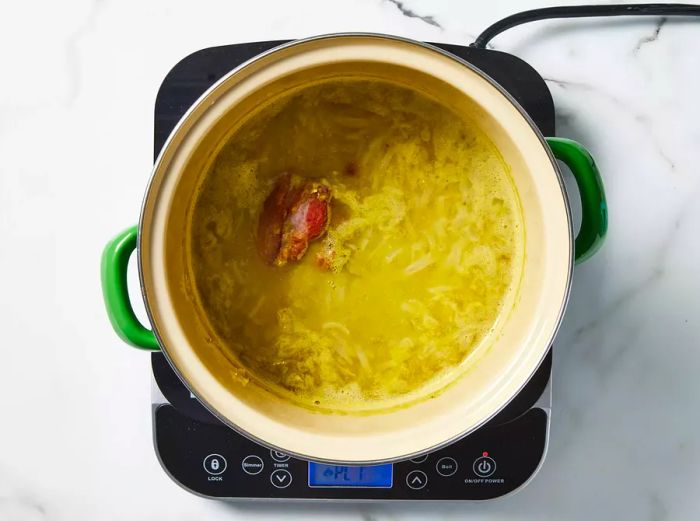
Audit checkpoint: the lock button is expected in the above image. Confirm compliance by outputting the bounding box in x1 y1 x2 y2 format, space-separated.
203 454 227 475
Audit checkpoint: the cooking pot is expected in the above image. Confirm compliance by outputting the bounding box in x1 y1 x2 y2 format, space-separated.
101 34 606 463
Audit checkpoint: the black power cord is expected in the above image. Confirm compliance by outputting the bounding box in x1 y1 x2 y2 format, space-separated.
471 3 700 48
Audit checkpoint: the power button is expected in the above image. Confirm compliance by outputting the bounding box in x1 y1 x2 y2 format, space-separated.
472 452 496 477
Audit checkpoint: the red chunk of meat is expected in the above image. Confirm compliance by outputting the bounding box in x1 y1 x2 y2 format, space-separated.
256 172 291 264
257 173 331 266
304 195 331 239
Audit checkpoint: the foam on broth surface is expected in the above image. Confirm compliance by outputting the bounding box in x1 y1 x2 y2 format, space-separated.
188 78 524 412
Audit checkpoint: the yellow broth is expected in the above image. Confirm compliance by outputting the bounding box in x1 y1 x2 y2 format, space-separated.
188 79 524 412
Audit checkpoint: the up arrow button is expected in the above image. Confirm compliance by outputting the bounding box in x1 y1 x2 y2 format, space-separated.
406 470 428 490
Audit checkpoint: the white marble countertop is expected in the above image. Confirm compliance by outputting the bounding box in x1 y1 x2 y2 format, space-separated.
1 0 699 519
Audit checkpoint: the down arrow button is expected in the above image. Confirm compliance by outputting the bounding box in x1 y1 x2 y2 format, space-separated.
270 469 292 489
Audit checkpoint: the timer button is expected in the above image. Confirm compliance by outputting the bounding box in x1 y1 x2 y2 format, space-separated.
436 457 458 476
406 470 428 490
472 453 496 477
409 454 428 463
270 469 293 488
270 450 290 462
203 454 227 475
241 455 264 475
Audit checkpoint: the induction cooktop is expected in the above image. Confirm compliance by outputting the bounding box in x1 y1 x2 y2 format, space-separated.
149 40 555 501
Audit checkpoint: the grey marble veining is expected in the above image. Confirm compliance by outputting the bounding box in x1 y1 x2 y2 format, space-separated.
0 0 698 519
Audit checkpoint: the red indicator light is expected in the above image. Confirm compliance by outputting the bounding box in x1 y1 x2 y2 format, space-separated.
482 451 489 457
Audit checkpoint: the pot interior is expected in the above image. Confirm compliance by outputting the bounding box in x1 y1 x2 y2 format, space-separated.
139 35 571 463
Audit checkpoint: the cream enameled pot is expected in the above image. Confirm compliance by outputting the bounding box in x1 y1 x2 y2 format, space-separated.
101 34 606 464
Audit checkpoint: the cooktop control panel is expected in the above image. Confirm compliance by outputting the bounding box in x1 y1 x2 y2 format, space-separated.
154 403 547 500
152 347 550 500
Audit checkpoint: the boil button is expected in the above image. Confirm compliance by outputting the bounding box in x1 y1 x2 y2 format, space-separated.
436 457 458 476
472 455 496 477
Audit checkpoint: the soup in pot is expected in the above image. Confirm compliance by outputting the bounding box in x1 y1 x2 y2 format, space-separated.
188 78 524 412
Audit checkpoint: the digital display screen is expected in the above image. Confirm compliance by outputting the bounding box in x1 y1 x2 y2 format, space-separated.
308 463 393 488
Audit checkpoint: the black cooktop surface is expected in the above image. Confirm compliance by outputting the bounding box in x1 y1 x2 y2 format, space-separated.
151 40 554 501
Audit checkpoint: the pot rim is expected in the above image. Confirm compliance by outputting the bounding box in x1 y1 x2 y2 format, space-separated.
138 32 573 464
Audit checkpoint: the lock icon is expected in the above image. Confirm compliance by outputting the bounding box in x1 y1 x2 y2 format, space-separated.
204 454 227 475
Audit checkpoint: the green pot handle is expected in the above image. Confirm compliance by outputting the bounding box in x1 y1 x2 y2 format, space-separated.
546 137 608 263
101 225 160 350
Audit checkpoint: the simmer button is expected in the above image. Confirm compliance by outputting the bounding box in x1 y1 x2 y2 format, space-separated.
241 455 264 475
